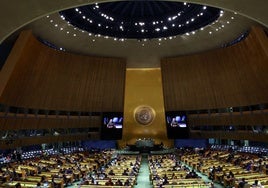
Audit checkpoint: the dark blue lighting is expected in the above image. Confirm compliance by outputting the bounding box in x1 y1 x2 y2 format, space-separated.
60 1 221 39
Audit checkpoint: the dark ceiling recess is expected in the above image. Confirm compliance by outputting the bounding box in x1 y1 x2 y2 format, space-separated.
60 1 221 39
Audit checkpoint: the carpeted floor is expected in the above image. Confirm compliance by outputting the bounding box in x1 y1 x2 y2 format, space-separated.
134 155 224 188
70 154 223 188
181 162 224 188
134 155 153 188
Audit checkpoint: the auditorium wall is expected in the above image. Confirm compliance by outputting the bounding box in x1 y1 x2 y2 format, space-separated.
0 30 125 148
161 26 268 142
1 26 268 148
0 30 126 112
161 26 268 111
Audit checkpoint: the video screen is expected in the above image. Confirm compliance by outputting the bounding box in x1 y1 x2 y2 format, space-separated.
166 114 187 128
103 116 123 129
101 112 123 140
165 111 189 139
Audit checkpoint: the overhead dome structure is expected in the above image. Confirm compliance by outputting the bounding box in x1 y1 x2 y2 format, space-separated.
60 1 221 39
0 0 257 68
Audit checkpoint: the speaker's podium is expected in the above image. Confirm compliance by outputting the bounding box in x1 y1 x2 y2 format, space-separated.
127 138 163 153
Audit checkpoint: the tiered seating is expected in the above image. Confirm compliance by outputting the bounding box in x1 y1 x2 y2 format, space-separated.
2 150 114 188
149 154 209 188
80 154 141 187
182 149 268 188
210 145 268 156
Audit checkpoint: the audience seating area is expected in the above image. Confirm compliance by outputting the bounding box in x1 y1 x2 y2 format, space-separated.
79 154 141 187
0 149 141 188
1 146 268 188
1 149 114 187
181 148 268 188
149 154 209 188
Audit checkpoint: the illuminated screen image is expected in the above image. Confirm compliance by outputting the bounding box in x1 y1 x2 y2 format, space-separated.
166 115 187 128
103 116 123 129
101 112 123 140
165 111 189 139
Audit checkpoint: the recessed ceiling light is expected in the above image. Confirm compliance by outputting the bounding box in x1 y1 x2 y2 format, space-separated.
60 1 221 40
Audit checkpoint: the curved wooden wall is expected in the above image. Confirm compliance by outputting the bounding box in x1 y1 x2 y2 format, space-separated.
0 30 126 112
188 112 268 126
0 113 101 130
0 133 100 150
0 30 125 148
1 27 268 147
161 26 268 111
161 26 268 143
190 131 267 142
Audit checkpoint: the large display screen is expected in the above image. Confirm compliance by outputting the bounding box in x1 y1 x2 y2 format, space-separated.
100 112 123 140
165 111 189 139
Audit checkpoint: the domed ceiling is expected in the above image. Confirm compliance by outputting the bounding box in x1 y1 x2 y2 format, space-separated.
59 1 220 39
20 1 255 67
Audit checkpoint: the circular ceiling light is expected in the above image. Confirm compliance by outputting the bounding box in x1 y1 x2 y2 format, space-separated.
60 1 221 39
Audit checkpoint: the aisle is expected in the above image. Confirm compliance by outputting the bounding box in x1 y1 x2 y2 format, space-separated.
181 162 223 188
134 155 153 188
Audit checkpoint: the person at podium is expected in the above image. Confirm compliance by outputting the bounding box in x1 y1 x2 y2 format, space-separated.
107 119 116 128
170 118 179 127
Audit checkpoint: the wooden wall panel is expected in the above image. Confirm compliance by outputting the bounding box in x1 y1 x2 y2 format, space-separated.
0 30 126 112
188 113 268 126
0 31 39 97
191 131 268 142
0 116 101 130
161 26 268 111
0 133 100 150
